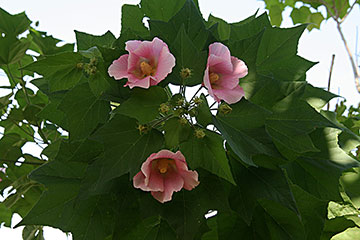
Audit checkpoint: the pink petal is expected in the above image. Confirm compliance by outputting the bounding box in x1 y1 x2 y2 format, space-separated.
133 37 168 61
216 74 239 90
231 56 248 79
108 54 129 80
133 171 148 190
153 47 175 81
125 40 142 52
146 171 164 192
152 170 184 203
180 170 199 191
213 85 245 104
208 55 233 74
127 52 141 73
125 75 151 89
149 149 177 160
209 42 231 61
203 67 220 102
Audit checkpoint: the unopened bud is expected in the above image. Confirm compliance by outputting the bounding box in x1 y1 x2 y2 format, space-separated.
219 103 232 115
176 98 185 106
90 66 97 75
179 117 188 125
137 124 149 135
189 108 197 117
76 63 84 69
180 68 192 79
89 57 97 66
193 97 202 105
194 129 206 139
159 103 170 113
174 108 185 117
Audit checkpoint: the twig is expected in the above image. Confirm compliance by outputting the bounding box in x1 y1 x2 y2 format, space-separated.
327 54 336 110
0 158 44 166
190 86 203 103
37 122 49 144
340 0 358 23
337 22 360 93
209 101 217 109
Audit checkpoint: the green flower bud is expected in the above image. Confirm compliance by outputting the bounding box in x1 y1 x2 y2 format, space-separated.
194 128 206 139
189 108 197 117
179 117 188 125
159 103 170 114
193 97 202 105
137 124 149 135
219 103 232 115
180 68 192 79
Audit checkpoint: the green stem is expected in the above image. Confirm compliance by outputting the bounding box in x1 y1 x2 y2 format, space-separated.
190 86 203 103
18 62 31 105
0 158 44 166
37 122 49 144
150 114 174 128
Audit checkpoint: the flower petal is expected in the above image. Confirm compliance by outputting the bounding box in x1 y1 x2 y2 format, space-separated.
108 54 129 80
208 54 233 74
125 40 142 52
203 66 220 102
153 47 175 81
180 170 199 191
231 56 248 79
155 170 184 203
133 171 147 190
213 85 245 104
209 42 231 61
125 76 151 89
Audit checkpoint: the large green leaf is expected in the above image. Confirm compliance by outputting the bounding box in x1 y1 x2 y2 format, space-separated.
115 86 168 124
75 30 115 51
163 117 191 149
59 83 110 140
23 52 83 92
0 8 31 36
164 25 207 86
180 129 235 184
149 0 209 50
0 36 30 65
91 114 164 185
30 30 74 56
228 154 298 225
121 4 149 38
140 0 186 22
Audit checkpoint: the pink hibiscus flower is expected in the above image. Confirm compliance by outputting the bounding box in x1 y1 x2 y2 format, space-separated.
203 42 248 104
108 37 176 89
133 150 199 203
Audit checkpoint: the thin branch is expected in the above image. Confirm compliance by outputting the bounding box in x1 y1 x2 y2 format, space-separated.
327 54 336 110
190 86 203 103
340 0 358 23
37 122 49 144
0 158 44 166
337 22 360 93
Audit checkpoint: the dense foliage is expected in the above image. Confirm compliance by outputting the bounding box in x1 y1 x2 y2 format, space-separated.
1 0 360 239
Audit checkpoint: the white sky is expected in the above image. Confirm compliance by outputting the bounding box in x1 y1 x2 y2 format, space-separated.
0 0 359 239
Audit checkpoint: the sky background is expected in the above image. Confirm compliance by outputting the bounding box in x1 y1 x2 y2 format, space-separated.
0 0 359 239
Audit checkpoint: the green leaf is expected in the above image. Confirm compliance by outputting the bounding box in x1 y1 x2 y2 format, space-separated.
0 36 30 65
256 25 315 81
291 6 312 25
91 114 164 184
59 83 110 140
180 129 235 184
150 0 209 50
258 198 306 239
285 128 360 201
115 86 168 124
22 225 44 240
308 12 325 30
30 29 74 55
121 4 149 38
140 0 186 22
341 168 360 208
0 8 31 36
165 25 207 86
207 14 231 41
301 84 338 111
0 203 12 227
268 4 284 26
23 52 83 92
331 227 360 240
196 94 212 127
163 117 191 149
289 183 328 239
214 99 277 166
75 30 115 51
228 155 298 225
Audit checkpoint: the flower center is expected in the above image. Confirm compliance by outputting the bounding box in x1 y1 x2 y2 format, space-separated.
156 158 175 174
209 72 220 84
140 61 155 77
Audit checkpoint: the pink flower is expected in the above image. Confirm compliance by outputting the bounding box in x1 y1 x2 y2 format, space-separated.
203 42 248 104
133 150 199 203
108 37 176 89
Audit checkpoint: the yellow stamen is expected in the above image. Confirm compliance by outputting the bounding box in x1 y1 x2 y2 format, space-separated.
156 158 175 174
209 72 219 84
140 61 154 76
